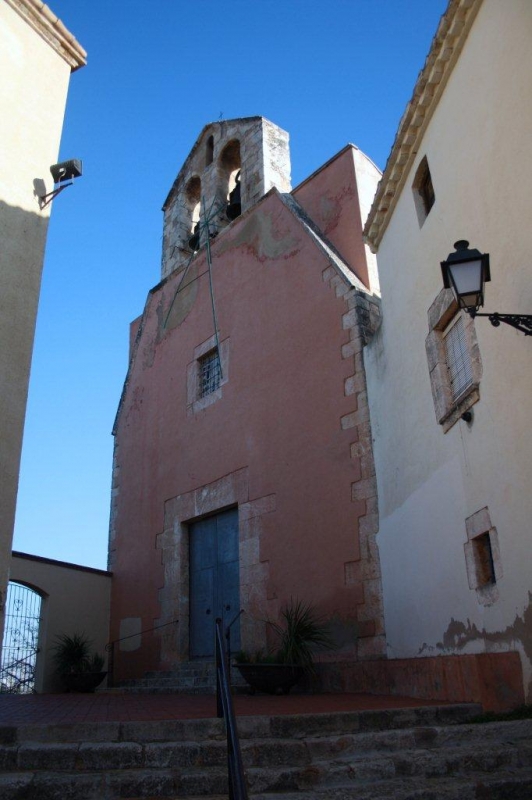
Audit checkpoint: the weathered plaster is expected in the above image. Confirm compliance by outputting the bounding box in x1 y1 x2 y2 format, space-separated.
215 205 300 263
434 592 532 699
160 263 200 331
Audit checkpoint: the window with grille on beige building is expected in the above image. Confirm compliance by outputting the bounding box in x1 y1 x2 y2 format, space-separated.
443 315 473 402
426 289 482 432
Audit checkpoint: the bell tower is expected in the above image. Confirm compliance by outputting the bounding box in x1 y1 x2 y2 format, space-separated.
161 117 291 279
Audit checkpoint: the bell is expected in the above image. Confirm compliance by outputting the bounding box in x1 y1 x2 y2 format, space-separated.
188 221 200 252
226 171 241 221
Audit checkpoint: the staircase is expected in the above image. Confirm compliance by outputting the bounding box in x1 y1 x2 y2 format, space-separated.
1 704 531 799
117 662 246 694
118 662 218 694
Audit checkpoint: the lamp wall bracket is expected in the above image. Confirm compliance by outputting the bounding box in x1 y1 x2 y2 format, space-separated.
470 310 532 336
39 181 73 209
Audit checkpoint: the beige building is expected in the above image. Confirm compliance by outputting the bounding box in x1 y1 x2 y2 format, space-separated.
0 1 86 641
364 0 532 702
9 552 111 692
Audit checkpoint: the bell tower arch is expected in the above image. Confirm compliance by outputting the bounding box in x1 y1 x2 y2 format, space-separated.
161 117 291 278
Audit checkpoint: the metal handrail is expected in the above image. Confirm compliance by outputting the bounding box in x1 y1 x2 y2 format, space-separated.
225 608 244 667
215 617 248 800
105 619 178 688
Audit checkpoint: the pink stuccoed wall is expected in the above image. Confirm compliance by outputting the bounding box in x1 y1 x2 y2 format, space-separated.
293 147 371 290
109 151 384 682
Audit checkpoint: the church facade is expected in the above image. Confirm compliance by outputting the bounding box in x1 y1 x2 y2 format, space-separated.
108 0 531 709
108 117 385 682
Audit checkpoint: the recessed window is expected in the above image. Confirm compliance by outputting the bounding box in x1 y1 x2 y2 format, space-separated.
444 315 473 401
464 508 502 605
198 349 221 398
426 290 482 432
219 139 242 222
206 135 214 167
412 156 435 226
187 336 228 415
473 533 496 587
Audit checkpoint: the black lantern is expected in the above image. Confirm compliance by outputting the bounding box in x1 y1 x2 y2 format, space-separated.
441 240 490 312
440 240 532 335
39 158 83 208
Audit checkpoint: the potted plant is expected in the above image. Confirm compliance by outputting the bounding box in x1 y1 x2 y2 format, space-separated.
52 632 107 693
234 599 335 695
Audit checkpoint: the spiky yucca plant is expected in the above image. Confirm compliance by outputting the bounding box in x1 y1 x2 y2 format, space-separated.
52 633 103 675
270 598 335 669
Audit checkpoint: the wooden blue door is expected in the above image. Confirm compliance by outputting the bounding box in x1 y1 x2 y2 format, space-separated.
189 508 240 659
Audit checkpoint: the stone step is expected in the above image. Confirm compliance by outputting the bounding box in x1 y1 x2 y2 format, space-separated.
0 704 482 746
0 768 228 799
0 704 483 747
1 709 531 799
144 665 217 678
118 663 247 695
2 720 531 773
252 770 532 799
245 740 532 793
304 718 532 758
1 743 531 799
120 683 216 695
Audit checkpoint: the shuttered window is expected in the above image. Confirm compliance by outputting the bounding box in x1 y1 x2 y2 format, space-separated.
444 316 473 400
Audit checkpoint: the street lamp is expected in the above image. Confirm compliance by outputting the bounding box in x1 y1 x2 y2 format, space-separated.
39 159 83 208
441 240 532 335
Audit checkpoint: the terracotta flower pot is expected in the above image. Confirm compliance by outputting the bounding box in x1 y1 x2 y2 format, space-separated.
235 663 304 695
62 671 107 693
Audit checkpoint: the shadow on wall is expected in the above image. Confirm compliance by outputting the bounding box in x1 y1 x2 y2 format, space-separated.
0 199 51 678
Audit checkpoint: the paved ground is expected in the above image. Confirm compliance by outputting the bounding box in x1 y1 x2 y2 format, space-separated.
0 692 446 725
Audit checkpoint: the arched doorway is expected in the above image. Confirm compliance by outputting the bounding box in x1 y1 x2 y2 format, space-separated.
1 581 42 693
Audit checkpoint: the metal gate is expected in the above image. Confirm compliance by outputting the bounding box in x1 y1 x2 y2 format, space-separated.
0 582 42 693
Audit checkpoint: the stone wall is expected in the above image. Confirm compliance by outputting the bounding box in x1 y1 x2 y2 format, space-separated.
161 117 291 279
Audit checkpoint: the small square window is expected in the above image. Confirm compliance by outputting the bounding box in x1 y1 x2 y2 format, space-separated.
464 508 502 605
473 533 496 587
198 349 221 398
444 316 473 401
412 156 435 226
187 336 228 415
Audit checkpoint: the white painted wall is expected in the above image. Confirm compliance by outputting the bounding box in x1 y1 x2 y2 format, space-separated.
365 0 532 699
352 148 381 295
0 1 82 645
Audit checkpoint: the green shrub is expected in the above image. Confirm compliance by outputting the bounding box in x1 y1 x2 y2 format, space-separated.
53 633 104 675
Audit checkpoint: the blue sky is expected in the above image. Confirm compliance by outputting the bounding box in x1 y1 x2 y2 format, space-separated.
13 0 447 569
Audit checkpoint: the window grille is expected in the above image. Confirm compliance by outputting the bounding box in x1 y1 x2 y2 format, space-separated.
444 316 473 400
198 349 221 398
